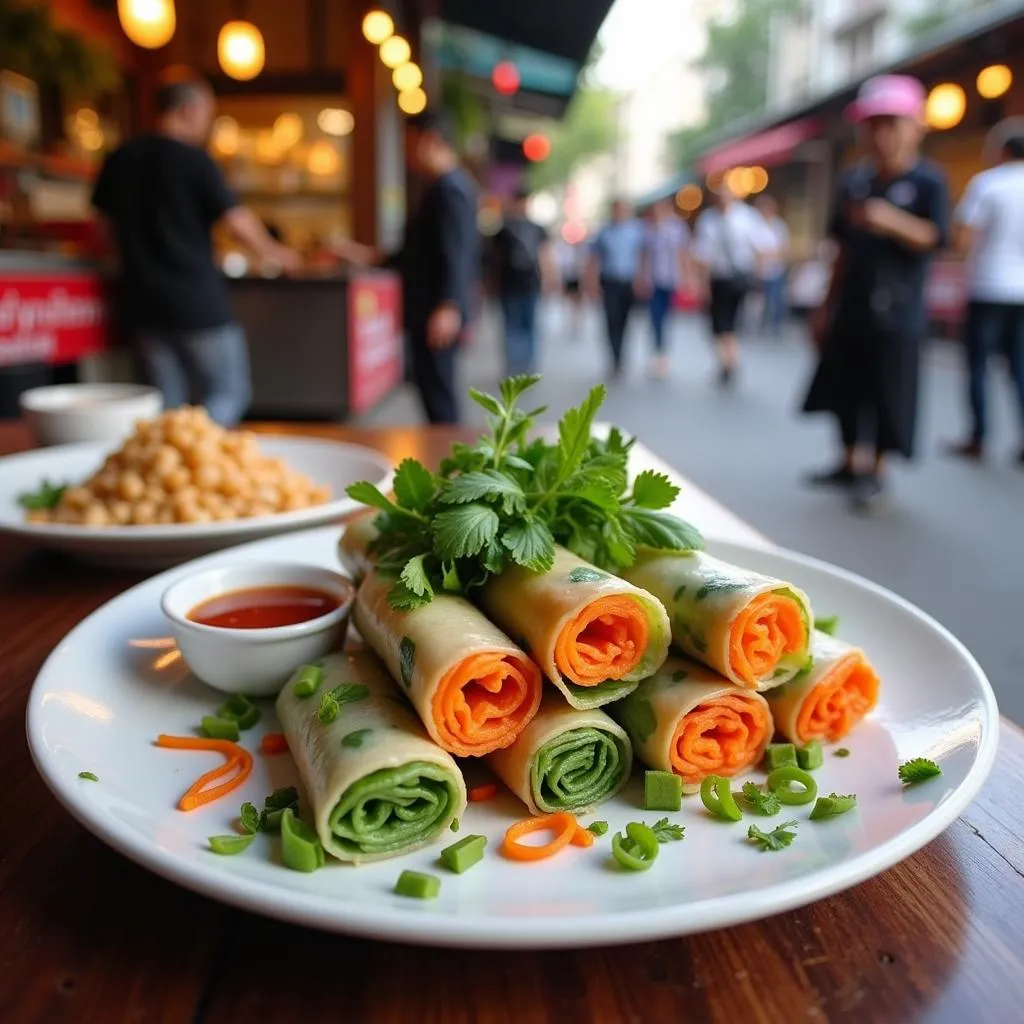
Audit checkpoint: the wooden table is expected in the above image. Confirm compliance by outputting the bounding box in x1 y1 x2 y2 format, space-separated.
2 422 1022 1024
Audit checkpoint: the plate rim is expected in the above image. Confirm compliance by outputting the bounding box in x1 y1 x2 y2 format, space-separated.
0 436 392 543
25 529 1001 948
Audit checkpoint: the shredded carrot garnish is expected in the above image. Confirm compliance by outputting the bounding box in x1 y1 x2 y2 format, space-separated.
260 732 289 755
468 782 499 802
571 824 595 848
155 734 254 812
501 811 579 861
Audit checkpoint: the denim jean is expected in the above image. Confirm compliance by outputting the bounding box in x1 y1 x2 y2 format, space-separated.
500 290 539 376
134 322 252 427
648 285 674 353
762 273 787 334
964 300 1024 442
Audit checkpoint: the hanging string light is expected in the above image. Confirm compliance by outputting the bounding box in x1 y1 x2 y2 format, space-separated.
218 19 265 81
118 0 176 49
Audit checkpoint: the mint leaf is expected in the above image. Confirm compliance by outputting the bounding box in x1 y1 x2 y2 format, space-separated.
621 508 704 552
433 504 500 561
814 615 840 636
346 481 397 512
557 385 606 481
393 459 436 512
630 470 679 510
501 518 555 571
399 554 434 599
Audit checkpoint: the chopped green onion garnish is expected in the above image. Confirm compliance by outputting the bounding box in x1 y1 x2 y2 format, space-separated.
260 808 285 833
700 774 743 821
764 743 798 770
217 694 260 730
809 793 858 820
833 747 851 758
797 740 823 771
240 801 261 834
208 834 255 855
587 821 609 836
280 808 324 872
78 771 99 782
440 834 487 874
200 715 240 741
766 766 818 806
898 758 942 785
395 870 441 899
293 664 324 698
643 769 683 812
611 822 660 871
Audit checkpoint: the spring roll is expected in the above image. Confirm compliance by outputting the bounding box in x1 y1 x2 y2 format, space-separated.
338 510 378 582
622 549 812 691
612 656 773 793
354 569 542 757
477 546 671 710
486 693 632 815
766 630 880 744
276 651 466 864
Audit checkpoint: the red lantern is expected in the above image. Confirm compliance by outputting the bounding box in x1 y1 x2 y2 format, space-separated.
522 133 551 162
492 61 520 97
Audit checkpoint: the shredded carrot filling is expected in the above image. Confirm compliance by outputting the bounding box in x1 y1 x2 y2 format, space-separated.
155 734 254 812
670 694 771 786
432 651 542 757
728 592 806 686
259 733 289 755
554 595 650 686
501 811 579 861
468 782 499 802
796 655 880 743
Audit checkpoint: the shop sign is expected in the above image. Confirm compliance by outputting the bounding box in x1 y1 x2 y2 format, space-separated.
348 273 402 414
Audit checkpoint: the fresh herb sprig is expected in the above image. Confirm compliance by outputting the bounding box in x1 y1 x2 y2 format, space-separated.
747 819 799 852
346 375 704 610
898 758 942 785
19 479 67 511
648 817 685 843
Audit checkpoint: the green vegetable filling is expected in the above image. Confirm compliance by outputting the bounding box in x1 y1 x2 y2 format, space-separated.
531 726 629 812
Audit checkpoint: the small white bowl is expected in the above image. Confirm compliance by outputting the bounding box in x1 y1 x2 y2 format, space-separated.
21 383 163 447
161 562 355 696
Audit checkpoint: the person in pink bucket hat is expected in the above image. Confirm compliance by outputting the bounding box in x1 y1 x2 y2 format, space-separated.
802 75 950 511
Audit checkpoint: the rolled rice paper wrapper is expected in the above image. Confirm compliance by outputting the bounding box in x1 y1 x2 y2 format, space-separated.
276 650 467 864
486 693 633 815
622 550 812 691
766 630 880 744
478 546 671 710
338 510 378 582
354 570 542 757
611 655 773 793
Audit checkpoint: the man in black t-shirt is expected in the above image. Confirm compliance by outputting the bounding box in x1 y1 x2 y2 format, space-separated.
92 68 300 425
492 189 552 376
803 75 949 510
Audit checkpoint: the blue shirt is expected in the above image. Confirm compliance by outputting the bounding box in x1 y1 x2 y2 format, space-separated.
592 218 646 282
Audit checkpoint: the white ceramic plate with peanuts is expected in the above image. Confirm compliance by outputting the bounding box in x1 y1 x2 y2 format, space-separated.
0 437 392 568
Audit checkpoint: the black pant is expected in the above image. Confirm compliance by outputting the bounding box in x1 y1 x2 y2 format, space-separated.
964 300 1024 442
409 331 459 424
601 278 634 370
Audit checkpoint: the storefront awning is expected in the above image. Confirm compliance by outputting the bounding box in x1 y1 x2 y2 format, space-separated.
698 117 823 175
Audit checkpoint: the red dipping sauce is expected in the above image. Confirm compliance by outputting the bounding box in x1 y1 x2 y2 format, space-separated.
188 585 342 630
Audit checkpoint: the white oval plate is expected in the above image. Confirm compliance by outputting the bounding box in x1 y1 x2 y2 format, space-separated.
27 528 999 949
0 437 392 568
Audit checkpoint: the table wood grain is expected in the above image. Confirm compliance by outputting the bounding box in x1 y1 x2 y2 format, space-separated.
1 421 1022 1024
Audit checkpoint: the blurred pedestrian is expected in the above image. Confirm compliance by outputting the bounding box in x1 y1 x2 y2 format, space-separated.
803 75 949 511
553 235 587 337
334 110 479 424
492 188 553 376
755 195 790 336
692 184 769 387
946 119 1024 465
587 199 646 378
637 198 692 378
788 240 835 323
92 67 301 426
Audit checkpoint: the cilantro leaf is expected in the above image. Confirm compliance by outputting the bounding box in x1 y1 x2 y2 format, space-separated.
432 504 500 561
317 683 369 724
393 459 436 512
814 615 840 636
747 820 799 852
898 758 942 785
386 577 433 611
346 481 398 513
441 470 525 514
399 554 434 600
649 817 685 842
19 479 67 511
630 470 679 510
741 781 781 816
501 518 555 571
621 507 705 551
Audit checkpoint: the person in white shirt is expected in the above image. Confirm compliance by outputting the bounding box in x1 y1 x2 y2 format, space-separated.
948 120 1024 464
636 198 692 378
754 195 790 335
692 185 769 387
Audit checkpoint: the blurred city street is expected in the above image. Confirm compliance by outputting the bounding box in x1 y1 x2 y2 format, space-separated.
363 301 1024 723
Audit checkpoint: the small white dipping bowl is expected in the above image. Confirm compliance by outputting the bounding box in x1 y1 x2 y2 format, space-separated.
21 383 163 447
161 562 355 696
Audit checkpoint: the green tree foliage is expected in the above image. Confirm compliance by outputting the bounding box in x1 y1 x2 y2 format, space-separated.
902 0 961 38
